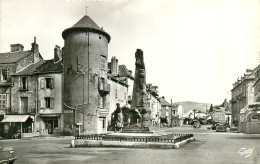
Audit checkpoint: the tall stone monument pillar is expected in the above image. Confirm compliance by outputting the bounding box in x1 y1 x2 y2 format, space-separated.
131 49 147 111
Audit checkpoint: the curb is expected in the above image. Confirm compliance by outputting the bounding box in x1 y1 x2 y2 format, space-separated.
71 137 196 149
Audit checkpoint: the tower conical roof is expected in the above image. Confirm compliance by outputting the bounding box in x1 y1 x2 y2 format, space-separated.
62 15 110 42
72 15 101 30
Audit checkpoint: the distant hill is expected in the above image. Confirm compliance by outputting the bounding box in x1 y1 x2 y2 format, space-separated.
176 101 211 114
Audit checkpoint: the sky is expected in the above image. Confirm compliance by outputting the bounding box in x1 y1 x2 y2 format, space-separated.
0 0 260 105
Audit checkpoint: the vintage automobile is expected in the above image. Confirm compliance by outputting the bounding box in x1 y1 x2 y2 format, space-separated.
211 123 217 130
0 141 17 164
216 123 227 132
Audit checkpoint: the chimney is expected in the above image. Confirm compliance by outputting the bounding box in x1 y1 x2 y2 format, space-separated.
128 70 132 75
246 69 252 73
111 56 118 75
54 45 62 62
31 37 39 52
10 44 24 52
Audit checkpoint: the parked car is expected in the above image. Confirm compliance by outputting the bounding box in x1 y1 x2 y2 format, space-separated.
0 141 17 164
216 124 227 132
211 124 217 130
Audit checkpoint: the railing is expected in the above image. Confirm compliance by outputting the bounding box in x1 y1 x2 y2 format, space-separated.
75 133 193 143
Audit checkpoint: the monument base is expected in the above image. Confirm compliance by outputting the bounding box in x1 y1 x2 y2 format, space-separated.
122 125 151 133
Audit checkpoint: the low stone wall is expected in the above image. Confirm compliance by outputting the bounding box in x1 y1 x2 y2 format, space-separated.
71 137 196 149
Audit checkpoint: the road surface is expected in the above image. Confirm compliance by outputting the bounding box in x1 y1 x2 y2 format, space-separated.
1 125 259 164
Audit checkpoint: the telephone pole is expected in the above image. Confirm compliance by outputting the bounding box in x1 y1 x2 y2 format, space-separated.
171 98 172 127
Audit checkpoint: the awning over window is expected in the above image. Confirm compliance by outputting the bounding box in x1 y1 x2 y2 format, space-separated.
1 115 33 123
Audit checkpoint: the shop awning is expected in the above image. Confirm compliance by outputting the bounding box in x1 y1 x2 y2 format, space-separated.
39 113 61 117
1 115 33 123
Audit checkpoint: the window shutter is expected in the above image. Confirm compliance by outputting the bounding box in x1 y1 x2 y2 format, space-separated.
40 78 45 89
50 78 55 89
40 98 45 108
50 98 54 109
26 78 29 90
19 77 22 90
98 94 101 107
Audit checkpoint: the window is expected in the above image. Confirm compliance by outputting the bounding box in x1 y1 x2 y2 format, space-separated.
40 77 54 89
67 67 73 75
20 97 28 113
124 92 127 100
46 78 51 88
45 78 54 89
45 98 51 108
115 89 118 98
100 56 106 77
1 69 7 81
100 56 106 70
19 77 28 90
0 94 6 109
102 118 106 128
41 98 54 109
98 94 106 108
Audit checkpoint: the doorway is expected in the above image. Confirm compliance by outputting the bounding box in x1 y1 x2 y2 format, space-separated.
43 118 58 134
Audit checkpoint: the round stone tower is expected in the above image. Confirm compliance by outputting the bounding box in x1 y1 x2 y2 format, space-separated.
62 15 111 134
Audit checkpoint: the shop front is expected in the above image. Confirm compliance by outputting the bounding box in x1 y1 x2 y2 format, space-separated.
38 113 61 135
1 115 35 138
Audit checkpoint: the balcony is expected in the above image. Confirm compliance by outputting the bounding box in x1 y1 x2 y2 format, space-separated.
98 82 110 94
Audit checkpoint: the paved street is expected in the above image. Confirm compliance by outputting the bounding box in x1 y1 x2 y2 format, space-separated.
1 125 259 164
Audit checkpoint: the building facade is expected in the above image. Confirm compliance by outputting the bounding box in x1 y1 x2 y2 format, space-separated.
231 69 255 126
0 38 44 137
146 84 160 126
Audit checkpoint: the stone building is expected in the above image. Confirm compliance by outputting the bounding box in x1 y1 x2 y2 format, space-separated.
158 96 171 124
62 14 111 134
252 65 260 102
146 84 160 126
231 69 255 125
107 56 134 126
34 48 63 135
0 39 42 115
0 38 44 137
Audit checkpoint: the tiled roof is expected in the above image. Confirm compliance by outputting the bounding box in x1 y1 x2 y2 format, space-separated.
118 65 134 79
158 97 171 106
11 60 45 76
72 15 101 30
0 50 32 64
62 15 111 42
35 59 63 74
